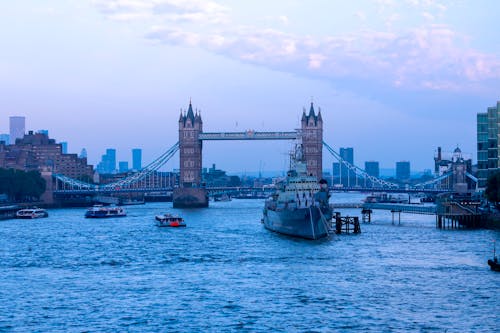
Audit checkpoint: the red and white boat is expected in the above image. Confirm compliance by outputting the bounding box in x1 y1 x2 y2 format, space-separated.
155 214 186 227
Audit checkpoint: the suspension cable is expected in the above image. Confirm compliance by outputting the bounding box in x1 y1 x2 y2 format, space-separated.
322 141 399 189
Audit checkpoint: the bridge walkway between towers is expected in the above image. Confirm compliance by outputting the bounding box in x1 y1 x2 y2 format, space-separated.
198 131 298 141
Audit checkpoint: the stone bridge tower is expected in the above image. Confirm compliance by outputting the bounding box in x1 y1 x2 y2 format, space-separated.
301 103 323 179
178 101 203 186
173 101 208 207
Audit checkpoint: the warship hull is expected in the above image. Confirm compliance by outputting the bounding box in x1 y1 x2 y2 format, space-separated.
263 206 330 240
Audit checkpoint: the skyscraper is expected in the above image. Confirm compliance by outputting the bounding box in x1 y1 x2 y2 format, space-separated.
477 101 499 188
79 148 87 159
365 161 380 178
106 148 116 173
119 161 129 173
339 147 355 186
332 162 340 185
340 147 354 164
396 161 411 181
132 148 142 171
97 148 117 174
60 142 68 154
9 116 25 144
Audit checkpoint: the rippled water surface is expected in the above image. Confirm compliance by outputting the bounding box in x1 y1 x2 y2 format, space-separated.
1 194 499 332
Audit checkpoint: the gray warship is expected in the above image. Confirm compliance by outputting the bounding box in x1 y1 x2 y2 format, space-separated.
262 144 332 240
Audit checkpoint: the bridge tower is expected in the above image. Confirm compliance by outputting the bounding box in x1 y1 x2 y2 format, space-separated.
173 101 208 208
301 102 323 179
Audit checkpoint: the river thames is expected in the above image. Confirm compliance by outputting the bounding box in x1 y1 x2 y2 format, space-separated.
1 194 499 332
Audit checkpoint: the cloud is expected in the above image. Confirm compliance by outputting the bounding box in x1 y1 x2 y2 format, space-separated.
422 11 435 21
146 22 500 93
277 15 289 25
354 11 367 21
92 0 229 24
94 0 500 94
308 54 326 69
403 0 448 11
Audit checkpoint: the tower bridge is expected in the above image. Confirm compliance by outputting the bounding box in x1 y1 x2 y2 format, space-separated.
174 101 323 207
50 100 475 207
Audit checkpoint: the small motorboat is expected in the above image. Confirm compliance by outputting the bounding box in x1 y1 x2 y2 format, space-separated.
85 205 126 218
16 208 49 219
488 258 500 272
488 240 499 272
155 214 186 227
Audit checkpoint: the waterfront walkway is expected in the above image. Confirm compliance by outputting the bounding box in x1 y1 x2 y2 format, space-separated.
331 202 436 215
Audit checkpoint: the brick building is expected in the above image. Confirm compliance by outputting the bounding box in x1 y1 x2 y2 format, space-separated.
0 131 93 179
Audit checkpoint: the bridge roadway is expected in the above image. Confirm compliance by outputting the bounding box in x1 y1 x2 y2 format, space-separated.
53 186 447 196
54 187 174 195
53 186 274 196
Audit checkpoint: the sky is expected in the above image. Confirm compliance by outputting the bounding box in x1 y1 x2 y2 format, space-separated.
1 0 499 175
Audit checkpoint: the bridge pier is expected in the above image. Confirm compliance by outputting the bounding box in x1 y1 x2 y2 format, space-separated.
173 187 208 208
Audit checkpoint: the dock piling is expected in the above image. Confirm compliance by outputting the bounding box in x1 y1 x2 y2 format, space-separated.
334 212 361 234
391 209 401 225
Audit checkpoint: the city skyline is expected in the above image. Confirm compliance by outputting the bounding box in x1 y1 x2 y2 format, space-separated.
1 1 499 172
0 114 453 177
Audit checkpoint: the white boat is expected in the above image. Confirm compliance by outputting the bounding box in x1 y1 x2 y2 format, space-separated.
16 208 49 219
85 205 126 218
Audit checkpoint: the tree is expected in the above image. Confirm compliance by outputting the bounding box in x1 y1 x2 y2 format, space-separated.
485 171 500 207
0 168 46 202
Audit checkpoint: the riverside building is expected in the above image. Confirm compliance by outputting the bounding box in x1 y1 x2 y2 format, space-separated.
477 101 500 189
0 131 93 179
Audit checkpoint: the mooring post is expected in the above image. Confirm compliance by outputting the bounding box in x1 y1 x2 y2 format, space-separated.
361 208 372 223
354 216 360 233
335 214 342 234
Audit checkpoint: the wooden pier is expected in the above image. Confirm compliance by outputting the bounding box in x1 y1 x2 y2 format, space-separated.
332 212 361 234
331 202 436 215
332 199 486 230
435 200 485 229
435 214 484 229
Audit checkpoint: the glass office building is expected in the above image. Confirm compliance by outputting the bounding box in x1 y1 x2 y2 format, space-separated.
477 101 500 188
365 161 380 178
